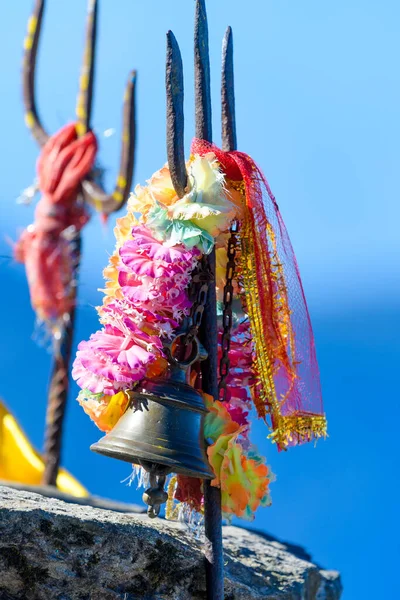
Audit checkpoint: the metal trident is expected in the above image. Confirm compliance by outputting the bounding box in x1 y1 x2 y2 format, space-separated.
166 1 236 597
22 0 136 487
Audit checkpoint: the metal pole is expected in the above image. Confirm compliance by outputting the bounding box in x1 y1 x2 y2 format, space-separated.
194 2 224 599
42 234 81 485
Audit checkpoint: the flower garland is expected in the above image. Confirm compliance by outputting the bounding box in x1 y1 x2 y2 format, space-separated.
73 142 326 521
73 150 274 520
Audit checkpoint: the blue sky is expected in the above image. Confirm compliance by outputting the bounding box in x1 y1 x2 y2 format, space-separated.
1 2 399 598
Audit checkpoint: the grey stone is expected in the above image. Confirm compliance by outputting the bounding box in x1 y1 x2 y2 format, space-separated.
0 486 342 600
0 481 144 514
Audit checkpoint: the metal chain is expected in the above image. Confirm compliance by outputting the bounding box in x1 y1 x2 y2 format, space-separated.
181 220 238 402
218 221 238 402
183 256 214 346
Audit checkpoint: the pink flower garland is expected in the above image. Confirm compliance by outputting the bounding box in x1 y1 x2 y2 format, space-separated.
72 224 200 396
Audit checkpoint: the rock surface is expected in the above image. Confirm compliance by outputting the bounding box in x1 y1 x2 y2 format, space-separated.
0 480 144 514
0 486 342 600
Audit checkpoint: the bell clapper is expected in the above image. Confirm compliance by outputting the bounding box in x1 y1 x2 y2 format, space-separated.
142 471 169 519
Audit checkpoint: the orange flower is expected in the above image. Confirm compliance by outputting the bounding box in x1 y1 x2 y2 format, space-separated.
204 394 274 519
99 212 139 308
78 391 129 432
99 254 121 305
204 396 240 442
145 356 168 378
219 436 250 517
244 457 271 512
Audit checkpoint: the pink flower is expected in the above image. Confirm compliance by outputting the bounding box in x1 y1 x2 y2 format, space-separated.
119 226 199 278
120 246 174 278
217 321 255 404
118 271 192 319
129 226 199 263
72 323 157 396
74 223 198 400
100 303 164 350
225 403 249 427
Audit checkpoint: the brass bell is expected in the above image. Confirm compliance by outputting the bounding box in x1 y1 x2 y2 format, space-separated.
90 333 214 516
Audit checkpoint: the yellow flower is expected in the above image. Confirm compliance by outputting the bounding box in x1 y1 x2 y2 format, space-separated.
128 184 154 217
170 155 237 238
128 165 179 218
147 165 178 206
220 440 250 518
114 211 137 246
99 254 123 307
216 246 228 301
244 456 272 512
207 430 241 487
98 212 139 308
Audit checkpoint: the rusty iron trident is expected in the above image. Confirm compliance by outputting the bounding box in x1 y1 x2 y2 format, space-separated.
166 1 237 598
22 0 136 487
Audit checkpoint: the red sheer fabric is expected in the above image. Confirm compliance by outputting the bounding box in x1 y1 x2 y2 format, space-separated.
191 139 325 449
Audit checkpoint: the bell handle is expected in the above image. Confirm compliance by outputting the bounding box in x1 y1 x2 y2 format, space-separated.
164 333 207 369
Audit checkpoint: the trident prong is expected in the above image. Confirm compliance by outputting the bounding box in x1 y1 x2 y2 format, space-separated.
222 27 237 152
166 31 187 199
194 0 212 142
22 0 136 215
166 7 236 187
75 0 98 137
22 0 48 147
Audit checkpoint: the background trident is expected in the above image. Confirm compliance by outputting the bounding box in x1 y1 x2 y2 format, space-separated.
166 1 237 597
22 0 136 487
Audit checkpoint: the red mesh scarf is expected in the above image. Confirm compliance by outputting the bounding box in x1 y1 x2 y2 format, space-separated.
191 138 326 449
15 123 97 336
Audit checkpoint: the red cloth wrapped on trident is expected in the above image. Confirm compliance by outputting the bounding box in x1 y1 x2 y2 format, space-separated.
15 123 97 336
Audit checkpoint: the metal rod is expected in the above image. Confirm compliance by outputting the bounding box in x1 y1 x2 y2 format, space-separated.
194 0 212 142
76 0 137 215
221 27 237 152
42 234 81 486
76 0 98 137
79 0 137 215
22 0 49 147
166 31 188 199
194 2 224 599
82 70 137 214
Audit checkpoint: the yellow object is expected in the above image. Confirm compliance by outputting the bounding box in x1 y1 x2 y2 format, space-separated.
78 390 129 433
0 400 88 498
